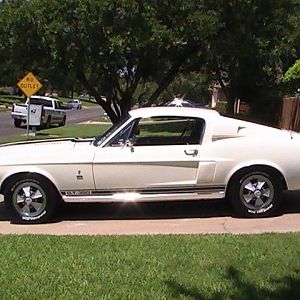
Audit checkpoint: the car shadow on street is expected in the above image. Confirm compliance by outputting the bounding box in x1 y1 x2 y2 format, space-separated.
0 191 299 223
58 199 232 222
58 191 300 222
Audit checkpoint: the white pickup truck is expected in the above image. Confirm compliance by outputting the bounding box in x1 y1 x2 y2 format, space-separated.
11 96 66 128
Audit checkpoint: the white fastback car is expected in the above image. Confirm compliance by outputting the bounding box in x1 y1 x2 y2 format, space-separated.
1 106 300 223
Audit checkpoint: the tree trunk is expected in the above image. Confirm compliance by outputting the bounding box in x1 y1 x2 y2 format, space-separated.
146 44 199 106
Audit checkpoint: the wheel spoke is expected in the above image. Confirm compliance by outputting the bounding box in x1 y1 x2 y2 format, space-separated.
256 181 266 190
16 195 25 204
244 182 256 192
21 204 30 215
262 188 271 198
31 190 43 200
31 201 43 212
255 197 264 207
243 193 254 203
22 186 31 198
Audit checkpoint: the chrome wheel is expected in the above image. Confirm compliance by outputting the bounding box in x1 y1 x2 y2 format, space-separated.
12 182 47 218
239 174 274 210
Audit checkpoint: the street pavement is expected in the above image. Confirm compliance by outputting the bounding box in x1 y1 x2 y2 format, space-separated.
0 106 104 137
0 192 300 235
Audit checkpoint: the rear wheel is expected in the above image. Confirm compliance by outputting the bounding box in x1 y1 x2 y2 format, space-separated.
14 119 22 128
45 116 51 129
227 168 282 217
4 174 60 223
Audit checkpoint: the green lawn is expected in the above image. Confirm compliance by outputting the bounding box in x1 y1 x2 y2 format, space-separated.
0 95 24 111
40 122 110 138
0 234 299 299
0 106 8 112
0 123 111 145
60 96 98 107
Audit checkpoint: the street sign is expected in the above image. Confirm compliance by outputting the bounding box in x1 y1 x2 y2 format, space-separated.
17 72 43 136
17 72 42 97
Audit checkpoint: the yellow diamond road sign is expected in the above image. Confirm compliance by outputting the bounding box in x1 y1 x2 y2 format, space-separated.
17 72 42 97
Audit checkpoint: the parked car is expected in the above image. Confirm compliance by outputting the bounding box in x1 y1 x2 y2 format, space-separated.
11 96 66 128
1 106 300 223
67 99 82 109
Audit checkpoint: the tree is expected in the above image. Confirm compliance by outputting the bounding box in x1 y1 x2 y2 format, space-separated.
202 0 299 122
283 59 300 93
2 0 299 125
1 0 219 123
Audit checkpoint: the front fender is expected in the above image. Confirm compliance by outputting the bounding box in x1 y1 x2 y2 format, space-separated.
0 166 60 194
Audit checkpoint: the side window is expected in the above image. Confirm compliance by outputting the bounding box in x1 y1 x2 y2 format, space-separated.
30 98 50 107
54 101 61 109
109 121 138 147
130 116 204 146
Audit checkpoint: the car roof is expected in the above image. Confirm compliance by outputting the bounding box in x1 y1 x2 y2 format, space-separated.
31 95 57 101
129 106 220 119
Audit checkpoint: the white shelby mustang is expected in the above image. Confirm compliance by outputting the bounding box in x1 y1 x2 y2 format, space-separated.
1 106 300 223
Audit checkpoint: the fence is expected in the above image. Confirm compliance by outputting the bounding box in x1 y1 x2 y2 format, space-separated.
279 97 300 132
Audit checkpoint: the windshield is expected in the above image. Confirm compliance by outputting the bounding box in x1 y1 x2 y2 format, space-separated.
94 113 131 146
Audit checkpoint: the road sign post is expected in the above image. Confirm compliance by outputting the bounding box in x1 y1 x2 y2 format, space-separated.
27 97 30 136
17 72 43 137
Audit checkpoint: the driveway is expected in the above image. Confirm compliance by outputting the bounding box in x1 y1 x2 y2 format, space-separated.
0 192 300 235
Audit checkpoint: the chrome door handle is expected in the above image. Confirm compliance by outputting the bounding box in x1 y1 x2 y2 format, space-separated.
184 149 198 157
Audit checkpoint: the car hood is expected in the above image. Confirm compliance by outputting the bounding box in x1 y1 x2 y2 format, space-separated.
0 137 95 166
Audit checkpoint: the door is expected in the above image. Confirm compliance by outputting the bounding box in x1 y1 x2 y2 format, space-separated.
93 116 205 191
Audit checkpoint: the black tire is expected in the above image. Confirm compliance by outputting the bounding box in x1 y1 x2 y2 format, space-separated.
14 119 22 128
227 168 282 217
60 116 66 126
3 174 60 224
45 116 51 129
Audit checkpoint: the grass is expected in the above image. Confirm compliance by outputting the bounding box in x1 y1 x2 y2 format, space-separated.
40 123 110 138
0 94 24 104
0 234 299 299
0 107 8 112
0 95 24 111
60 96 98 107
0 123 111 145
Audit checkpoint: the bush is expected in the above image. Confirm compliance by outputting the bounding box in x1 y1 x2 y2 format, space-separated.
215 101 227 114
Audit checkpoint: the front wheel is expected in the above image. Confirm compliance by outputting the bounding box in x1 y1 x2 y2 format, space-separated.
59 116 66 126
4 174 60 223
227 169 283 217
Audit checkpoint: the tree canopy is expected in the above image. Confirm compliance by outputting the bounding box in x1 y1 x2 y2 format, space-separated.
1 0 299 123
0 0 219 122
283 59 300 92
203 0 299 121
